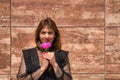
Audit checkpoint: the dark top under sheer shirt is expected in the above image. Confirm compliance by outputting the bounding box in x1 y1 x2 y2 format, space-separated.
21 47 72 80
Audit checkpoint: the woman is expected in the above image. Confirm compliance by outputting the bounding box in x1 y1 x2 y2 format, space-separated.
17 17 72 80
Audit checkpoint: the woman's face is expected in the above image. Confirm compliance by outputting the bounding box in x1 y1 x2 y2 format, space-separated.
39 26 55 43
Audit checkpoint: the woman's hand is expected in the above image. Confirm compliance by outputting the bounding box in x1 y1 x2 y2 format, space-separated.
42 52 57 67
42 52 63 78
40 54 49 71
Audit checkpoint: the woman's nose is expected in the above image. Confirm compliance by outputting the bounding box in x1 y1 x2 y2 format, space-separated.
45 33 49 38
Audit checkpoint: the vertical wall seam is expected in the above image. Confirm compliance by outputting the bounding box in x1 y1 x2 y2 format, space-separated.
104 0 106 80
10 0 12 79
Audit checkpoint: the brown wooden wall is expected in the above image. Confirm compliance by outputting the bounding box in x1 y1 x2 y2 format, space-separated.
0 0 120 80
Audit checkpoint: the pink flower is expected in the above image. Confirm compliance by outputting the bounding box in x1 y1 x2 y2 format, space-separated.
40 42 52 49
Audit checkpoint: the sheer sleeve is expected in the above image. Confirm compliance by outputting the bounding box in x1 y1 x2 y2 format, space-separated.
17 47 50 80
55 51 73 80
17 56 31 80
61 57 72 80
17 55 46 80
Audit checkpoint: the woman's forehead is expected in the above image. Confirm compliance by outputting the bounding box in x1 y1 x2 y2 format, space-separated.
41 25 54 31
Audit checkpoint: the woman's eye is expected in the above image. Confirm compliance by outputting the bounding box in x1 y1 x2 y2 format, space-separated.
41 32 46 34
48 32 53 34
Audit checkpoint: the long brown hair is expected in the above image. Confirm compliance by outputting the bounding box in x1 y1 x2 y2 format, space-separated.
35 17 61 51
